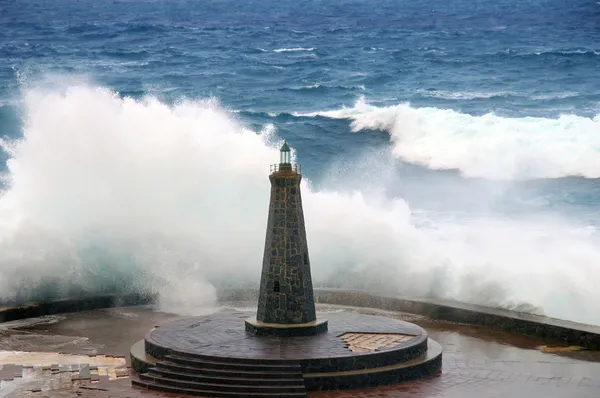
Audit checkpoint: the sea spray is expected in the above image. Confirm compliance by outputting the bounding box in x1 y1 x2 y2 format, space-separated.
1 84 600 324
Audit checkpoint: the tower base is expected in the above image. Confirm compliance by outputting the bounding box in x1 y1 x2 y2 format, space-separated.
131 310 442 396
245 317 328 337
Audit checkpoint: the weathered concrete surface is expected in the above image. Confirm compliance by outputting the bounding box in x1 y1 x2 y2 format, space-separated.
0 306 182 360
0 304 598 397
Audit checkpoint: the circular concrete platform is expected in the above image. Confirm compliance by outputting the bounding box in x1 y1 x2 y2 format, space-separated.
132 309 442 395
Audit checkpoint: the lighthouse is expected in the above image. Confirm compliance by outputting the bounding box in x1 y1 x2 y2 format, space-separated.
133 140 443 396
245 141 328 336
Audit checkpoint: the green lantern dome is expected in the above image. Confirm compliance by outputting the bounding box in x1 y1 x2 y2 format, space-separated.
280 140 291 164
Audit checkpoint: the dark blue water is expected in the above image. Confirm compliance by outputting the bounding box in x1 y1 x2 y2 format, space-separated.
1 0 600 319
2 0 599 198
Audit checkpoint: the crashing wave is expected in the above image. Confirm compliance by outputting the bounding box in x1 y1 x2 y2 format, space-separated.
295 97 600 180
0 83 599 324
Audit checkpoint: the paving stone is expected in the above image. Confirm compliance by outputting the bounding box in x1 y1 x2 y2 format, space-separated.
79 365 91 380
115 368 129 378
1 301 598 398
0 364 23 381
6 338 600 398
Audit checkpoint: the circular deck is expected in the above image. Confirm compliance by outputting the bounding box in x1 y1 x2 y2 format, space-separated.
136 309 442 392
147 310 426 365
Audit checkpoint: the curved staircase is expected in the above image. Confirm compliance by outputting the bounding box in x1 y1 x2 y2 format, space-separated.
132 350 307 397
131 337 442 397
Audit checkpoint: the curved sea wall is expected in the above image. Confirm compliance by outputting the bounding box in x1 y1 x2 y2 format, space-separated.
0 292 156 323
0 288 598 350
219 288 600 350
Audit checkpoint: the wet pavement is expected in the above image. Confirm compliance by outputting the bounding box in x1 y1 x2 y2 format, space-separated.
0 304 598 397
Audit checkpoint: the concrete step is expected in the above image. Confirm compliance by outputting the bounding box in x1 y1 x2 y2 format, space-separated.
165 354 301 372
148 367 303 385
137 374 307 394
156 360 302 379
133 379 307 397
168 347 298 365
303 338 443 391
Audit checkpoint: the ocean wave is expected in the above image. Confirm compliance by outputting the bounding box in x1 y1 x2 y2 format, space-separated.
534 49 600 56
103 48 151 60
0 83 599 324
529 92 582 100
299 83 321 89
279 83 365 92
272 47 315 53
117 23 169 35
417 90 586 101
493 48 600 57
233 109 290 119
296 97 600 180
416 90 515 100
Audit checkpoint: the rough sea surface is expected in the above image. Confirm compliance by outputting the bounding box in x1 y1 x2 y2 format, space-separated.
0 0 599 324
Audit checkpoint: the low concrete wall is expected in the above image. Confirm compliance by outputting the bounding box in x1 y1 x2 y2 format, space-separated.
2 288 599 351
218 288 600 350
312 289 600 350
0 292 156 323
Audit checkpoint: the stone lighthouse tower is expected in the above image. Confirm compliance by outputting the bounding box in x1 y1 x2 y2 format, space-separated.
245 141 328 336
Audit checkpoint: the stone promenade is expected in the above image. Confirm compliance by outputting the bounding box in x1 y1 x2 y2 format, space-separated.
0 306 598 397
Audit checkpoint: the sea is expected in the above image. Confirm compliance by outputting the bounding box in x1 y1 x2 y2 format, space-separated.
0 0 599 324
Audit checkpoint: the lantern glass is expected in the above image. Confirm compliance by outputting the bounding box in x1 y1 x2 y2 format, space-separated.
280 141 291 164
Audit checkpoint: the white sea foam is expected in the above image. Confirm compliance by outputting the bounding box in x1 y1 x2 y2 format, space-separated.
534 49 600 56
273 47 315 53
1 84 600 324
529 91 581 100
299 83 321 89
298 97 600 180
417 90 514 100
292 83 364 91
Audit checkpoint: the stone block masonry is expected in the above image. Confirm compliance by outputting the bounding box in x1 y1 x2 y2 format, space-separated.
256 168 317 325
